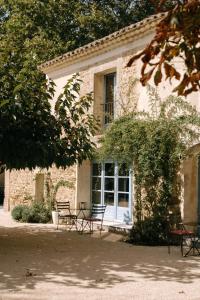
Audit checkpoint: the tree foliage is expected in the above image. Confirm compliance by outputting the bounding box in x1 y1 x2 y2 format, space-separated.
0 74 97 170
0 0 100 170
0 0 160 63
99 90 200 244
77 0 157 41
128 0 200 96
0 0 159 170
77 0 174 42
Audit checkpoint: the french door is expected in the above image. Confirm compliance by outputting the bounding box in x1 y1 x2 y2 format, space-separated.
91 162 132 223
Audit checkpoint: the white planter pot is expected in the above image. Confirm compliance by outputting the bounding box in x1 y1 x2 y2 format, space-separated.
52 211 59 225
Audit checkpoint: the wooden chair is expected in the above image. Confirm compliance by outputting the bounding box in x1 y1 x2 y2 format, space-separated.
81 204 106 235
56 201 77 231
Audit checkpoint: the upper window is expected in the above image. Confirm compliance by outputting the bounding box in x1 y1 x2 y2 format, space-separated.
104 73 116 125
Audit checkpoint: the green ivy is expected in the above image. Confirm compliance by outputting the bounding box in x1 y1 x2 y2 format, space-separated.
99 92 200 244
44 173 74 210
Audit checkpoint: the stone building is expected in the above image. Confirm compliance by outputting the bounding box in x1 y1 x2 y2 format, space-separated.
2 13 200 226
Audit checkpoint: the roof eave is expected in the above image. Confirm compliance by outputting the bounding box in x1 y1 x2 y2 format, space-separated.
39 13 166 73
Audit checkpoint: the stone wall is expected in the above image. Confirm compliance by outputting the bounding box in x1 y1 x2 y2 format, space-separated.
184 156 198 224
116 53 138 116
183 144 200 226
5 165 76 211
46 166 76 206
8 169 35 210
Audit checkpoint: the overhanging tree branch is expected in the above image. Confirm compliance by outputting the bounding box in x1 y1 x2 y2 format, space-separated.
127 0 200 96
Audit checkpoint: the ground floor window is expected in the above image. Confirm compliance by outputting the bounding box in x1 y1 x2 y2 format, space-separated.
91 162 132 223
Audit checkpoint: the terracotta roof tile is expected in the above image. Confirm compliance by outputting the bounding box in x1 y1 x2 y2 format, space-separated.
39 13 166 71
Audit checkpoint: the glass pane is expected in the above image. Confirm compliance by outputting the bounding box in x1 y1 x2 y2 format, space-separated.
92 177 101 190
105 163 114 176
92 163 101 176
118 163 129 176
118 193 129 207
104 178 114 191
118 178 129 192
104 192 114 206
104 73 115 125
92 191 101 204
105 73 115 104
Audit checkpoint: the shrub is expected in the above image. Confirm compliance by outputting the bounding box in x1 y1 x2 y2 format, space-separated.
11 202 51 223
21 206 32 222
128 216 168 246
11 204 28 221
29 202 51 223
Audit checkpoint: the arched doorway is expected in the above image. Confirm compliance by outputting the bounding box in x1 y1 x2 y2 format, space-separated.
0 171 5 207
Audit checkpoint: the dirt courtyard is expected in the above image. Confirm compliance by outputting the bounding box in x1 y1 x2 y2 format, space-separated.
0 210 200 300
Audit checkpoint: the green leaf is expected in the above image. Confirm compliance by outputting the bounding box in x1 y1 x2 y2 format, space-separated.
0 99 9 108
154 69 162 85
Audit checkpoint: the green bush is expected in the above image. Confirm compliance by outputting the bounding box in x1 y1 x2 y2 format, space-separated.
21 206 32 222
11 202 51 223
11 205 28 221
128 217 168 246
29 202 51 223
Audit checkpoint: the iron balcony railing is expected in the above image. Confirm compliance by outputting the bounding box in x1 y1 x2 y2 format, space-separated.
101 102 114 125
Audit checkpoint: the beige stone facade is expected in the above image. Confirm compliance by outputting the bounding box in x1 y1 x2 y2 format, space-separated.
3 14 200 225
4 166 76 212
183 145 200 228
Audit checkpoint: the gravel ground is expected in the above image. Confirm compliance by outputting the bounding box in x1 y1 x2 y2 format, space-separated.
0 209 200 300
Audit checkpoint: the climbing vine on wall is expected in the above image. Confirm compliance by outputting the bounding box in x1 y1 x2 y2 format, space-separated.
99 91 200 244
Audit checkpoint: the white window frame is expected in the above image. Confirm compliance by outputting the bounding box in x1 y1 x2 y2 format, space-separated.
91 162 132 221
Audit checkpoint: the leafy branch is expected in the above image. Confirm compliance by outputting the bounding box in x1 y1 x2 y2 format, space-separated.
127 0 200 96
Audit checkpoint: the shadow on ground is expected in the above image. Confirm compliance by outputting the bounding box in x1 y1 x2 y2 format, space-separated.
0 226 200 293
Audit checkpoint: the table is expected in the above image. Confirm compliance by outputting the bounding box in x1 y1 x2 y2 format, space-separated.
74 207 91 232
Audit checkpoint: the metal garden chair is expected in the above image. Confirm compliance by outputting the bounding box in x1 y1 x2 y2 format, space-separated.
56 201 78 231
167 213 194 256
81 204 106 235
